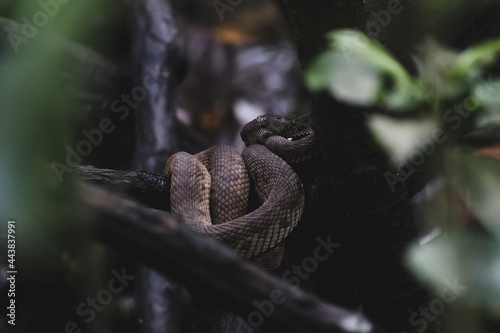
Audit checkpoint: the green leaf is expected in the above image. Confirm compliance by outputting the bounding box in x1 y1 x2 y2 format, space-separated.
368 115 439 165
475 108 500 129
327 30 407 81
413 39 461 97
450 39 500 77
306 50 381 106
473 77 500 106
409 233 500 317
444 152 500 239
447 39 500 92
306 29 425 110
472 78 500 128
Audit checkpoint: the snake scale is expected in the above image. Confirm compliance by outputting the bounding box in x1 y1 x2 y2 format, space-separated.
165 113 316 269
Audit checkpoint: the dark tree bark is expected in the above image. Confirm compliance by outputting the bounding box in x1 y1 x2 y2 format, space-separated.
80 184 386 333
281 1 432 332
131 0 185 171
129 0 189 332
73 165 171 210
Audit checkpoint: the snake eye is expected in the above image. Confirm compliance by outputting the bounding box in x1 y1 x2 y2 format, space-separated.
256 115 267 123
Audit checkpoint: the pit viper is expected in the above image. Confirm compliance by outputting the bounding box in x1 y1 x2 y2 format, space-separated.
165 113 316 269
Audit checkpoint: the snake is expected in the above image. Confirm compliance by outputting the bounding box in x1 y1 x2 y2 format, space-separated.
165 113 316 269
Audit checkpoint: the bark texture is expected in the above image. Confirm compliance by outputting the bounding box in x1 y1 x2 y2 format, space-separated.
81 185 386 333
129 1 189 332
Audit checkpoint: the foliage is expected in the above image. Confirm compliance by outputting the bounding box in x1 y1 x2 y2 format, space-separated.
0 1 116 332
306 26 500 332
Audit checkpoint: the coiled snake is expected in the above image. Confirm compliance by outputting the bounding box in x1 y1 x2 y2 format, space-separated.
165 113 316 269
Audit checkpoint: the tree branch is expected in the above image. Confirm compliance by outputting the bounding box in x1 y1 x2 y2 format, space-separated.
79 184 385 333
73 165 170 210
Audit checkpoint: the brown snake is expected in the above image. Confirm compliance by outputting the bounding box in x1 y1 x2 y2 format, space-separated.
165 113 316 269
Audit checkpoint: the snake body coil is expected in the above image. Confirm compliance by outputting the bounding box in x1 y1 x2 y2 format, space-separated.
165 113 315 268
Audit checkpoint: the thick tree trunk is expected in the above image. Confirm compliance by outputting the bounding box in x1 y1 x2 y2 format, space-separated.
281 1 432 332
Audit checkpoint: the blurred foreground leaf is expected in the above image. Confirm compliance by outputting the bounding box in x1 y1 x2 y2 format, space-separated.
444 152 500 239
306 29 425 109
448 39 500 90
368 115 439 165
473 78 500 128
409 233 500 317
0 1 115 331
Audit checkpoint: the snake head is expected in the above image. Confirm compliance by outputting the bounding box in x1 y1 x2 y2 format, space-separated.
240 114 287 146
